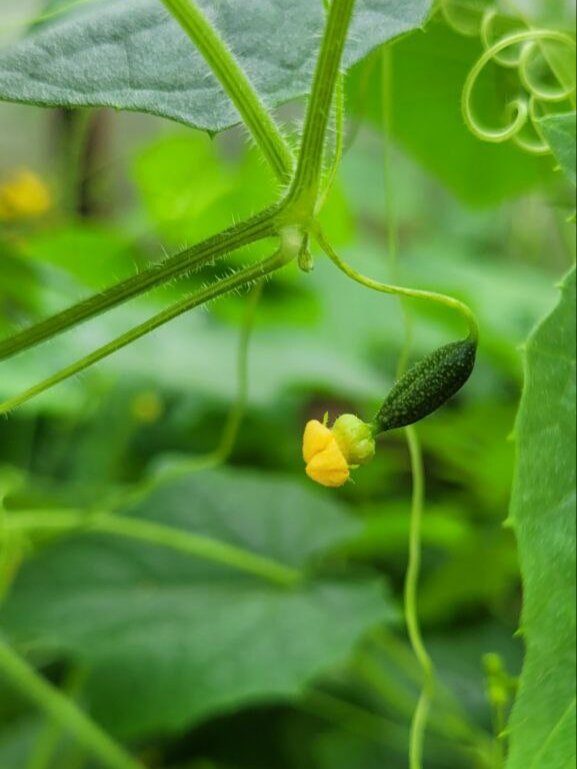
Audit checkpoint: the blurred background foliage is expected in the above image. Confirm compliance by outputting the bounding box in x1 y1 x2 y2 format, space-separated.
0 0 575 767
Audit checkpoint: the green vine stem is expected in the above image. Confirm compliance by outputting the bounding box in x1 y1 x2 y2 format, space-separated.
286 0 357 217
0 637 143 769
3 510 301 587
59 108 94 216
160 0 294 184
381 47 435 769
404 425 435 769
0 239 297 415
26 666 87 769
373 629 491 747
210 280 263 463
0 207 278 364
462 29 576 147
153 281 263 477
315 230 477 767
314 230 479 342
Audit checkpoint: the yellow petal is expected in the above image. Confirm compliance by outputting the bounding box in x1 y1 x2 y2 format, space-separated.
306 440 350 488
0 169 52 220
303 419 334 463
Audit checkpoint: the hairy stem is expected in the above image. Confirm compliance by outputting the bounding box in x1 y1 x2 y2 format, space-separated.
0 246 290 415
161 0 294 183
0 638 143 769
4 510 301 587
287 0 357 215
0 207 278 364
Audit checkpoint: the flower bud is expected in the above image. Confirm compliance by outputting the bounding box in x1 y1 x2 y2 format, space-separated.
332 414 376 466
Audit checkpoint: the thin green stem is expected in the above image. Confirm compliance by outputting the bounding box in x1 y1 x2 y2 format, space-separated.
213 280 263 462
0 245 291 415
161 0 294 184
304 688 474 761
4 510 301 587
26 666 87 769
380 67 436 766
0 207 278 364
373 630 488 746
404 425 435 769
59 108 94 216
314 230 479 342
287 0 357 215
165 281 263 476
0 637 143 769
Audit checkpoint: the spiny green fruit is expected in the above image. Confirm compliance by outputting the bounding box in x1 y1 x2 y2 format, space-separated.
374 337 477 433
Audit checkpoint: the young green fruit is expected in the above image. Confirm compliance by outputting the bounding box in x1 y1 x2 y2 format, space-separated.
374 337 477 432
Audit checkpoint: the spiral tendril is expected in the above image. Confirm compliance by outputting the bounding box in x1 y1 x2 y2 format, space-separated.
441 0 577 156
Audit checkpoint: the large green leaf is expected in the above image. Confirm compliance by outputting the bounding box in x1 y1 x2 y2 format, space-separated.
539 111 577 187
0 468 389 739
0 0 430 133
506 268 576 769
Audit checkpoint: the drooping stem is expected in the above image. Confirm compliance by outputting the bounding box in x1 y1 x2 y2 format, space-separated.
0 637 143 769
0 244 291 415
287 0 357 214
4 510 301 587
161 0 294 183
404 425 435 769
314 230 479 342
0 207 278 364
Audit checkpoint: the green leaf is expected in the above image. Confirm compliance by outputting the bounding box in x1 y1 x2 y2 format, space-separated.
0 468 389 739
506 268 577 769
0 0 431 133
539 111 577 187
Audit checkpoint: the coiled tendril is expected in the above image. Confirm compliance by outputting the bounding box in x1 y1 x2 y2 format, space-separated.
441 0 576 156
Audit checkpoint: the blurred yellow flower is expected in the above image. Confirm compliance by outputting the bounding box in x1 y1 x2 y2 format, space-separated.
0 169 52 221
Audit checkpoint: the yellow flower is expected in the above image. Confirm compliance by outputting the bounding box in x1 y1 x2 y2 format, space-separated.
0 169 52 221
303 420 350 488
303 415 376 489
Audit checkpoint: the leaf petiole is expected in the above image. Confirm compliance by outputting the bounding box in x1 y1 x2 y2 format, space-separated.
0 239 298 415
3 510 302 588
0 207 279 364
161 0 295 183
